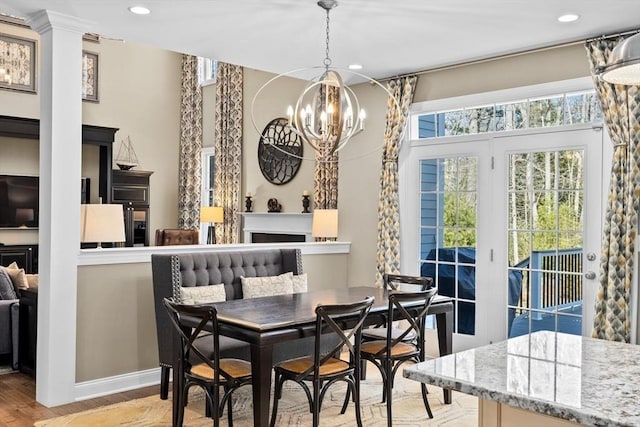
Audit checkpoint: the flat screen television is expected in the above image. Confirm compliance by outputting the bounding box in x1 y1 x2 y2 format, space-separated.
0 175 39 228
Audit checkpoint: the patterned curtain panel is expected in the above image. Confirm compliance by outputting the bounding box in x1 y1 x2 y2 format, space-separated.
375 76 418 287
586 38 640 342
214 62 243 244
177 55 203 230
313 151 338 210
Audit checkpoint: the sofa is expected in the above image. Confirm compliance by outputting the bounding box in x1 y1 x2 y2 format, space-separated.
151 247 322 400
0 299 19 369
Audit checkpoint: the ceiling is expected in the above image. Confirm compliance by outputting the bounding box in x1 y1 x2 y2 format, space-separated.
1 0 639 80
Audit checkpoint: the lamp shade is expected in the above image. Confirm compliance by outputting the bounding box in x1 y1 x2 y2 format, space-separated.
200 206 224 223
80 204 125 243
312 209 338 238
600 32 640 85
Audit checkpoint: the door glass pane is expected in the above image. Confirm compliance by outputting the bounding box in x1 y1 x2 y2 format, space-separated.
420 156 477 335
507 149 584 338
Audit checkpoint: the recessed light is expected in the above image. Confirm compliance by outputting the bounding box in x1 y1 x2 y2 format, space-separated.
348 64 363 70
557 13 579 23
128 6 151 15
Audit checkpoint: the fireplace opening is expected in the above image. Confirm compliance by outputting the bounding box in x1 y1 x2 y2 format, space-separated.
251 233 306 243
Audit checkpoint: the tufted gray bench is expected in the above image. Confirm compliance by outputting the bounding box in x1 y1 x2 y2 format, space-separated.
151 248 308 399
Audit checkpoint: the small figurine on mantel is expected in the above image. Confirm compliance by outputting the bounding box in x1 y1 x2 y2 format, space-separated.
245 192 253 212
267 198 282 213
115 136 139 170
302 190 311 213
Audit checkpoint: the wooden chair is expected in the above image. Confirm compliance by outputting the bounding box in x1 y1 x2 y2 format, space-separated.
360 274 433 381
269 296 375 427
163 298 252 427
360 287 438 426
362 274 433 341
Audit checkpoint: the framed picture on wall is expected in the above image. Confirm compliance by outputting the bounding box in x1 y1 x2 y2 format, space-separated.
82 50 99 102
0 33 36 93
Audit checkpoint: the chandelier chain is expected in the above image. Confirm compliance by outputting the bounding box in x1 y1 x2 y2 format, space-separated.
324 7 331 69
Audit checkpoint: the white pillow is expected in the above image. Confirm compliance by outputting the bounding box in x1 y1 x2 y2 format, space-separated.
180 284 227 305
292 273 308 293
241 272 294 299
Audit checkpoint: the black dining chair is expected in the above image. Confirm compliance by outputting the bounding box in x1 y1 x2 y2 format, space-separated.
163 298 252 427
360 287 438 426
269 296 375 427
360 274 433 381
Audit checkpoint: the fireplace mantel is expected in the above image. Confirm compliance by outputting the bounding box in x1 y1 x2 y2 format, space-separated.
241 213 313 243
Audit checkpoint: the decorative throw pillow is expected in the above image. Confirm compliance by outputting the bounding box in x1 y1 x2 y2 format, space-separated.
292 273 308 293
0 268 17 300
26 274 39 289
180 284 227 305
5 262 29 291
241 272 294 299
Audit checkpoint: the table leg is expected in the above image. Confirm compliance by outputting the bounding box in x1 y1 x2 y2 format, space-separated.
435 306 453 404
251 342 274 427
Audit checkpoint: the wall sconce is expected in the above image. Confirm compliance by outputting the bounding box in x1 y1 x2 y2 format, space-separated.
80 204 126 248
200 206 224 244
312 209 338 241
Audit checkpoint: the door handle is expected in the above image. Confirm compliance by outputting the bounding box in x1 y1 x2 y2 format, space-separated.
586 252 597 262
584 271 596 280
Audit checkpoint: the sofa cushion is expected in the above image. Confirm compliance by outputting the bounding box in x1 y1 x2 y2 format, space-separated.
26 274 38 289
241 272 294 299
292 273 308 293
0 268 17 300
180 284 226 305
4 262 28 291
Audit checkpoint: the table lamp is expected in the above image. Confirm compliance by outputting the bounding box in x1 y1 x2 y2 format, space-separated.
312 209 338 241
80 204 126 248
200 206 224 244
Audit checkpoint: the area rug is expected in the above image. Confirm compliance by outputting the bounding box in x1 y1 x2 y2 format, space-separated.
35 371 477 426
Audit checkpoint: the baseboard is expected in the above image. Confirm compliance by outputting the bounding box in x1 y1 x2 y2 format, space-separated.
74 367 161 401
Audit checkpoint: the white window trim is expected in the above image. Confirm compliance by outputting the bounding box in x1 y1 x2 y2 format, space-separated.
200 146 215 243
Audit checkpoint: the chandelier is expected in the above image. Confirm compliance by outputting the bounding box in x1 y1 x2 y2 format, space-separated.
285 0 366 156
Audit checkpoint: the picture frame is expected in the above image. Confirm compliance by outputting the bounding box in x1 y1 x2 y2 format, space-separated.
0 33 36 93
82 51 99 102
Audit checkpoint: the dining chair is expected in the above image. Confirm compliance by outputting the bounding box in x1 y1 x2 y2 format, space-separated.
163 298 252 427
362 274 434 341
360 287 438 426
269 296 375 427
360 274 433 381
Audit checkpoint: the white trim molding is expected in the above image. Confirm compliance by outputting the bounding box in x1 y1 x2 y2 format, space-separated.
75 368 161 401
78 242 351 266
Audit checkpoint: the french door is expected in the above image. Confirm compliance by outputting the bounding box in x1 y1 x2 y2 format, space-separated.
400 125 605 350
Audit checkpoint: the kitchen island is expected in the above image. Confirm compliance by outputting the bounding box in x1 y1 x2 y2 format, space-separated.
404 330 640 426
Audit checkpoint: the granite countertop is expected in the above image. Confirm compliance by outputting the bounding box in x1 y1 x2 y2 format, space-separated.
403 331 640 426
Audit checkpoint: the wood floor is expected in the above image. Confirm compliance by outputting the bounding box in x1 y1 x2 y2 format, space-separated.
0 371 158 427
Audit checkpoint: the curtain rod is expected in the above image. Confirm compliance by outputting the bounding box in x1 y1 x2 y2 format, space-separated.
381 27 640 83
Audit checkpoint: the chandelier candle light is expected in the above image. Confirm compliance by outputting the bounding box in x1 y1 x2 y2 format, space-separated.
285 0 366 157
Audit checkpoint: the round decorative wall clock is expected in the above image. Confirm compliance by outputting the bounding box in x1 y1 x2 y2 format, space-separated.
258 117 303 185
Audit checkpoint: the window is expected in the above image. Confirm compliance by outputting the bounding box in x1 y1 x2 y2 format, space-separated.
415 91 602 139
197 57 216 86
200 147 215 241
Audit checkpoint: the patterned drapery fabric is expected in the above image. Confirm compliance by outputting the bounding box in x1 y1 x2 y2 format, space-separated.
375 76 418 287
586 38 640 342
313 85 339 211
214 62 243 244
177 55 203 230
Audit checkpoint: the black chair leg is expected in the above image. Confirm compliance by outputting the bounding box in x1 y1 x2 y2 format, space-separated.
352 379 364 427
360 359 368 380
385 359 393 427
270 373 285 427
160 366 170 400
421 383 434 418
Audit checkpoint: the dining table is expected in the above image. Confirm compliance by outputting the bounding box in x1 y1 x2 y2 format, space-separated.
172 285 454 427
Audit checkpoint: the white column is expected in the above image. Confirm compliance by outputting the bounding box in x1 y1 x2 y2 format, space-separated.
27 10 90 407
